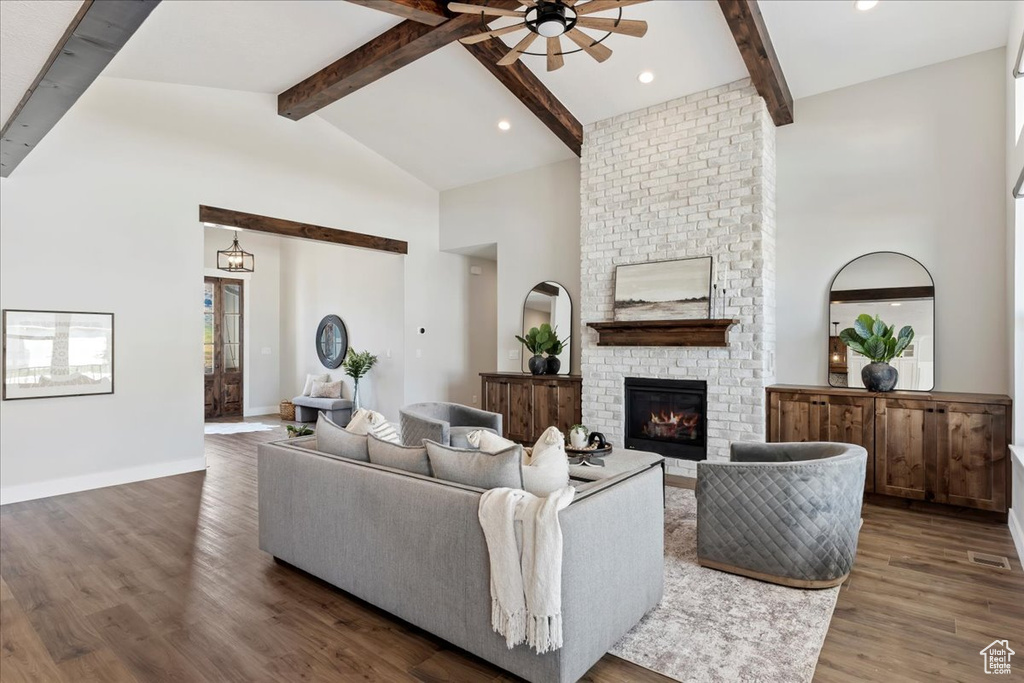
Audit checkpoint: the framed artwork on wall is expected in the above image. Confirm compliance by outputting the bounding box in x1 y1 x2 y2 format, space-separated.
613 256 713 321
2 310 114 400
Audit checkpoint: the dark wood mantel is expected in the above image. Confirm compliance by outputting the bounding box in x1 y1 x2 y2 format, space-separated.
586 319 739 347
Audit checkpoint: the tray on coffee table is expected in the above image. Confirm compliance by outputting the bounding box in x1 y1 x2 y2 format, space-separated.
566 444 612 467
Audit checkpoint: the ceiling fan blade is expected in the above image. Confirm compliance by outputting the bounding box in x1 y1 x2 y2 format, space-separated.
575 0 648 17
448 2 525 18
546 36 564 72
459 23 528 45
575 16 647 38
498 31 539 66
565 28 612 62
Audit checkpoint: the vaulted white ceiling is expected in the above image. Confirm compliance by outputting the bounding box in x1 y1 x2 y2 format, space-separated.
2 0 1014 190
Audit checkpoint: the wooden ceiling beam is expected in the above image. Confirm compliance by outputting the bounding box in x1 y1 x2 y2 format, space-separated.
278 0 522 120
1 0 161 177
462 40 582 156
343 0 449 26
199 206 408 255
717 0 794 126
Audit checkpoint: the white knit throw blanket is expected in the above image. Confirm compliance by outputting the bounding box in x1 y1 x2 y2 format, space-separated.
478 486 575 654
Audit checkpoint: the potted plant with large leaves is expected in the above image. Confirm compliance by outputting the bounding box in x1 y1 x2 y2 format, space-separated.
516 324 554 375
839 314 914 392
545 328 570 375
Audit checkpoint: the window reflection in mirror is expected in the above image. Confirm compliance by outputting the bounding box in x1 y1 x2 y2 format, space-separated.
828 252 935 391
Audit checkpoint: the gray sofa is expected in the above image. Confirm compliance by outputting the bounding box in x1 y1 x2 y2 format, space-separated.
400 401 502 448
291 396 352 425
258 436 665 683
696 441 867 588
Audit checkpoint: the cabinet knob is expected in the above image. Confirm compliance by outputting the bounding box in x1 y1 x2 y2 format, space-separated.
927 408 934 413
937 408 946 414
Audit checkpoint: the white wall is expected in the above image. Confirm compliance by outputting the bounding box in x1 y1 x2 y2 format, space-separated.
0 76 466 503
440 159 582 374
459 258 497 407
777 49 1008 394
278 237 405 419
203 227 282 416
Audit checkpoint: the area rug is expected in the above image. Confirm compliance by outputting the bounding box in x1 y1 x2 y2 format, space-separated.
610 487 839 683
204 422 278 435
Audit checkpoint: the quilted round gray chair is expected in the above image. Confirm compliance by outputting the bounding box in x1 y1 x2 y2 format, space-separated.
399 402 503 448
696 442 867 589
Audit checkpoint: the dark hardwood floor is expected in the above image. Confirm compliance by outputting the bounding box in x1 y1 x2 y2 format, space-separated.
1 420 1021 682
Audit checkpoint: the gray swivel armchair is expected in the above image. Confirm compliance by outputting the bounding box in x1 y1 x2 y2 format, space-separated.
696 441 867 589
399 402 503 448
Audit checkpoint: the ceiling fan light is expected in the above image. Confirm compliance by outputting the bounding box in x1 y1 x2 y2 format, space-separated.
537 17 566 37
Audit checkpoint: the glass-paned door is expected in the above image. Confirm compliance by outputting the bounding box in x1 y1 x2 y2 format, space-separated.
204 277 244 418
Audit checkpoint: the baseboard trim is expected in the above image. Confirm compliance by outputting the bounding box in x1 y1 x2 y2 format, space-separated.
0 457 207 506
244 406 280 417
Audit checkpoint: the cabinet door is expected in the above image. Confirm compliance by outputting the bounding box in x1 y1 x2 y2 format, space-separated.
482 378 509 437
533 381 580 439
935 402 1008 511
875 398 935 500
768 392 821 442
819 395 875 492
506 381 533 443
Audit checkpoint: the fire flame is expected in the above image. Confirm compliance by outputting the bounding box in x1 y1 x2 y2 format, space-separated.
648 411 699 428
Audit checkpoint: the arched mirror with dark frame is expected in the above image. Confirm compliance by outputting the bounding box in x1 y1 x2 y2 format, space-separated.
827 252 935 391
316 315 348 370
521 281 572 375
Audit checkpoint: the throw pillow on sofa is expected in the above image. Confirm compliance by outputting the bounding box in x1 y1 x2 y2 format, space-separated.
424 441 524 490
367 434 432 477
467 426 569 497
347 408 401 443
310 380 342 399
316 413 370 462
525 426 571 497
302 373 330 396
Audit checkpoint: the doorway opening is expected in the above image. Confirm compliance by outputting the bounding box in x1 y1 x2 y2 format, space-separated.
204 276 244 419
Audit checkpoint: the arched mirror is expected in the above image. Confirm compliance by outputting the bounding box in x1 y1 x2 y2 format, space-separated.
316 315 348 369
828 252 934 391
521 281 572 375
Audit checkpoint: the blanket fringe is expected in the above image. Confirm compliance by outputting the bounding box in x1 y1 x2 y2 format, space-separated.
492 598 527 649
527 613 563 655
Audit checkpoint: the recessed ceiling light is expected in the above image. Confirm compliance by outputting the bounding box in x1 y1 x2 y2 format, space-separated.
854 0 879 10
890 302 902 307
638 71 655 84
498 120 511 131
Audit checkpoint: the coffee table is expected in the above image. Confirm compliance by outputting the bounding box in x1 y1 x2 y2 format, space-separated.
568 448 664 482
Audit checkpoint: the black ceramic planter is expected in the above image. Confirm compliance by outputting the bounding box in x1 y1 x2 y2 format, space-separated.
546 356 561 375
528 355 547 375
862 362 898 392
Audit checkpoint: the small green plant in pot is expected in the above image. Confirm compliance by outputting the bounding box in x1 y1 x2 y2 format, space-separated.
545 328 570 375
839 314 914 392
342 348 378 410
568 424 588 449
516 324 555 375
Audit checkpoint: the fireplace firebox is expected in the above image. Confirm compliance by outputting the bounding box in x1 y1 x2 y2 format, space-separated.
624 377 707 461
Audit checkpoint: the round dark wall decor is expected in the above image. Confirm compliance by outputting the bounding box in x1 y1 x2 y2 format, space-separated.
316 315 348 369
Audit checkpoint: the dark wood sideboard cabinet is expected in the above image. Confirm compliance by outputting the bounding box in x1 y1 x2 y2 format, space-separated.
767 385 1012 517
480 373 582 444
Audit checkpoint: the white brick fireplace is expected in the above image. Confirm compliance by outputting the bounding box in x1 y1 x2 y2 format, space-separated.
580 79 777 477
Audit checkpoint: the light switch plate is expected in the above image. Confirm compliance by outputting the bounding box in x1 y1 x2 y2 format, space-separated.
261 347 272 355
508 349 520 360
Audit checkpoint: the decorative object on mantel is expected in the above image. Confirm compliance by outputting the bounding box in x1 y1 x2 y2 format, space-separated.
839 314 914 392
2 309 114 400
216 231 254 273
341 348 377 410
587 319 739 347
450 0 650 72
614 256 712 322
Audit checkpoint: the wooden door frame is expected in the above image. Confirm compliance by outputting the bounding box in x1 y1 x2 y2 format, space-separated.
205 275 245 419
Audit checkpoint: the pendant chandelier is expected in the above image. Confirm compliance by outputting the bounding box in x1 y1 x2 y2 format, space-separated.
217 231 254 272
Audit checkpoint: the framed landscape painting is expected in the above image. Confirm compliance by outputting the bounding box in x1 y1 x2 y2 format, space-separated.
2 310 114 400
613 256 712 321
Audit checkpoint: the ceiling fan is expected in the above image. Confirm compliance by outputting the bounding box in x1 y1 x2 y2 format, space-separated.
449 0 649 72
